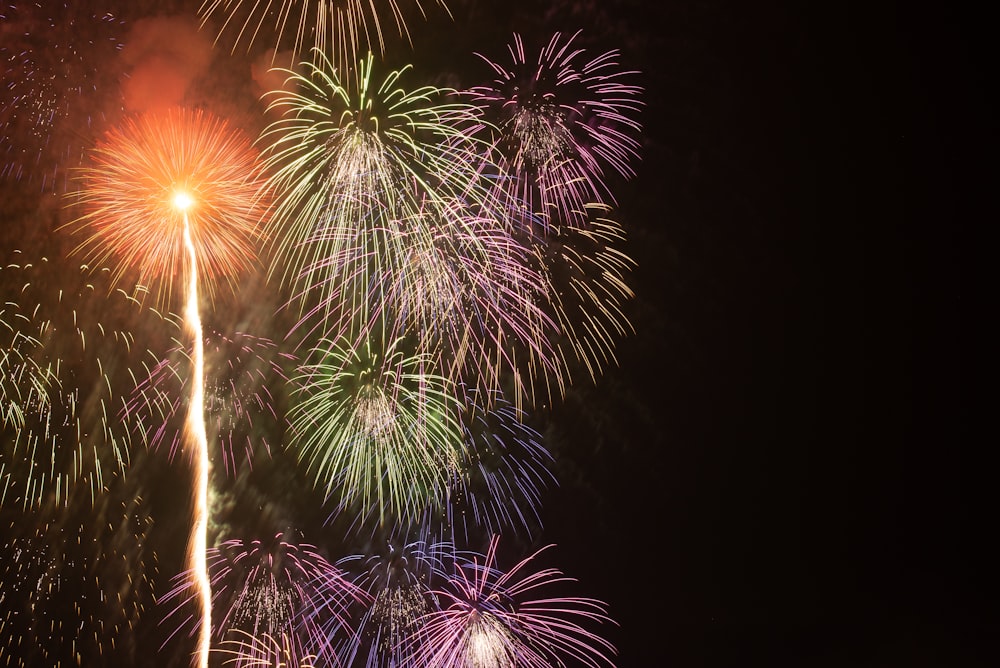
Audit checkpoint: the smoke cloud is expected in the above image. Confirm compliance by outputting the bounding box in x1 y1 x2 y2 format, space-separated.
119 15 213 112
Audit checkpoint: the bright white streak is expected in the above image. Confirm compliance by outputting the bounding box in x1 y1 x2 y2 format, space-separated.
182 212 211 668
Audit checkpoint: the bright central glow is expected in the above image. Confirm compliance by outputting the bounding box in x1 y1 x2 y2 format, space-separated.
182 213 212 668
173 190 194 211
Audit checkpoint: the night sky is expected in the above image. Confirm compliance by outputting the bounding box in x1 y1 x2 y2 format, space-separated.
1 1 982 667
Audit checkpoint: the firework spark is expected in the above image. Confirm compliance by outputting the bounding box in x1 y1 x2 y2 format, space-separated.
405 535 618 668
0 494 157 667
1 256 176 510
197 0 452 72
467 31 643 230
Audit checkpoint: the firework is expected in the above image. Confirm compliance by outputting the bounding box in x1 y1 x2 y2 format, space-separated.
467 31 643 230
334 538 449 668
428 390 556 543
258 50 496 313
66 107 270 668
159 533 363 666
403 535 618 668
66 107 269 308
197 0 452 72
288 331 465 526
0 4 125 193
0 277 52 433
0 256 177 510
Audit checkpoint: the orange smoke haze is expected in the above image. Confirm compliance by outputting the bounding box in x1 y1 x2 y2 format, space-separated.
120 15 213 112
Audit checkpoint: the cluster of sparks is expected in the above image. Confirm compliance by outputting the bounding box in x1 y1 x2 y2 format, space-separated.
1 2 644 666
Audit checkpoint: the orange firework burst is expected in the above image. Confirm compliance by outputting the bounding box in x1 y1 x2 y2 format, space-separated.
67 108 269 306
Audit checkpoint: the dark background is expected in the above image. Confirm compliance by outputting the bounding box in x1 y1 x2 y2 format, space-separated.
533 2 982 666
2 1 982 666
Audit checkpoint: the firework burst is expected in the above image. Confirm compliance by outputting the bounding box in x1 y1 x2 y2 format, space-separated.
289 331 465 526
66 107 269 308
467 31 643 230
404 535 618 668
334 538 449 667
197 0 452 72
159 532 363 666
427 391 555 543
258 50 496 313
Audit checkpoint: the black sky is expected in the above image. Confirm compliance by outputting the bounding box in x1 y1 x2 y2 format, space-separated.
535 2 982 666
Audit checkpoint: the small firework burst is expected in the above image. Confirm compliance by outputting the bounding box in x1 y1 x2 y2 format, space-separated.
467 31 643 230
124 329 295 474
404 535 618 668
160 532 363 665
334 539 448 667
288 331 465 526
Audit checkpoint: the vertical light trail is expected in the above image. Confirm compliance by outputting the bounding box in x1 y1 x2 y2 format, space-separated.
178 192 211 668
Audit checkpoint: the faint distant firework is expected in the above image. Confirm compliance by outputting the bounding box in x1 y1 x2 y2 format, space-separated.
433 390 555 543
289 331 465 527
257 50 497 319
125 329 296 477
0 256 177 511
197 0 452 71
334 539 447 668
0 3 125 193
403 535 618 668
0 494 157 667
66 107 271 668
159 533 363 667
467 31 643 231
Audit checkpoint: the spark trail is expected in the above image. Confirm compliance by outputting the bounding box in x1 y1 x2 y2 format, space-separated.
179 194 212 668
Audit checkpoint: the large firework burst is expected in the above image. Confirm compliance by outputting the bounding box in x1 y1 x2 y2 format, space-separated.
66 107 269 308
467 31 643 230
258 50 496 312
